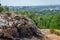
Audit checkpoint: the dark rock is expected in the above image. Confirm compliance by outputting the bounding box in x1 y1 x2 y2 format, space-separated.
0 12 44 40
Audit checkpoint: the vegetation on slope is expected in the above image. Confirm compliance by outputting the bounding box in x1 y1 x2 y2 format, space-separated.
0 4 60 30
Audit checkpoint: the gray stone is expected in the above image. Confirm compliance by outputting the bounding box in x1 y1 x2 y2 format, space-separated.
0 13 44 40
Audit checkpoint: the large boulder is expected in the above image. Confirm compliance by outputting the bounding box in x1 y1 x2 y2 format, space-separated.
0 12 44 40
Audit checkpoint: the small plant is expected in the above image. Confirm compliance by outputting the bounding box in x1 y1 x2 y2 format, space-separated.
50 29 60 36
50 29 55 34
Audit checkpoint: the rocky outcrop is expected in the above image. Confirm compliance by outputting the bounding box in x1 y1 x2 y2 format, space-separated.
0 12 44 40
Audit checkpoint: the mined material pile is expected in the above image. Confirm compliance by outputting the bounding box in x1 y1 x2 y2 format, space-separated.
0 12 44 40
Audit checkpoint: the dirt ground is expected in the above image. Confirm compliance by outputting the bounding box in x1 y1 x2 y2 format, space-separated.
40 29 60 40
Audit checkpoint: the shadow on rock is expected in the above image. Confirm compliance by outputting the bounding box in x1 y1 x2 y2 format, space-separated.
0 12 45 40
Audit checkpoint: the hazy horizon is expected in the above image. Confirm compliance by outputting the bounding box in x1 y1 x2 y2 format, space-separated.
0 0 60 6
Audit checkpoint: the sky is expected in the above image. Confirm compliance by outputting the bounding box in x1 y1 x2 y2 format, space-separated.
0 0 60 6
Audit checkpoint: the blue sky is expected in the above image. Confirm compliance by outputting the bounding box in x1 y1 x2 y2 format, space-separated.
0 0 60 6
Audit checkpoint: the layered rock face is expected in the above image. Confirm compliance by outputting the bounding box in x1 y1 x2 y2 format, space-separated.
0 12 44 40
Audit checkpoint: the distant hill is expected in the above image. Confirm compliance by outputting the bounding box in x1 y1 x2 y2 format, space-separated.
8 5 60 11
